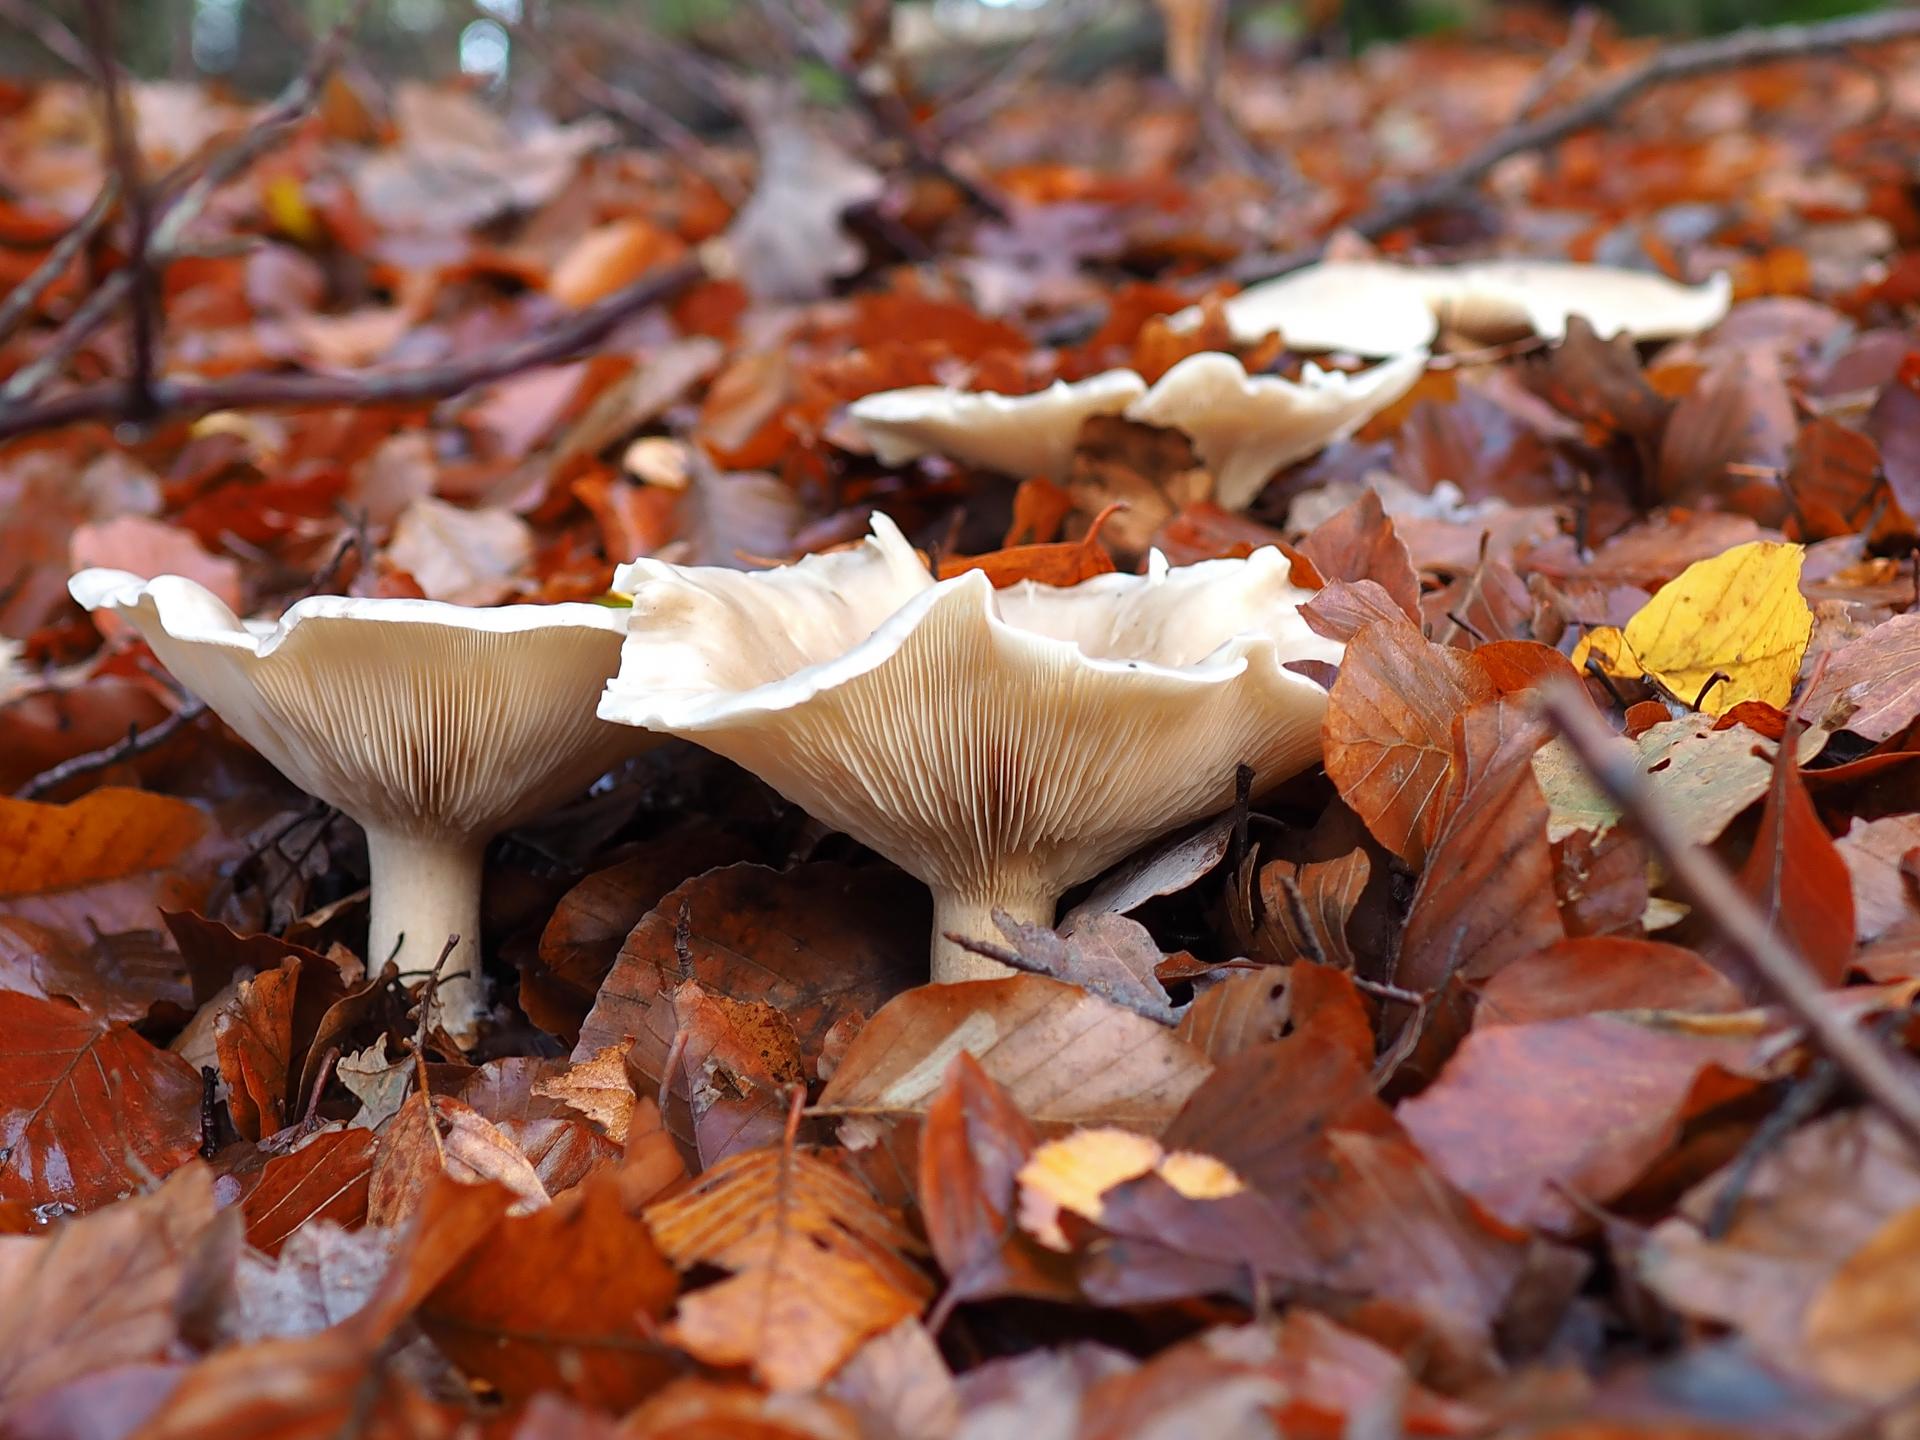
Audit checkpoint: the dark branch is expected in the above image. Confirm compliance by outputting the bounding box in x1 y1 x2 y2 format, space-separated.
16 700 209 801
0 177 117 349
83 0 158 423
1235 7 1920 282
1541 682 1920 1153
0 254 707 443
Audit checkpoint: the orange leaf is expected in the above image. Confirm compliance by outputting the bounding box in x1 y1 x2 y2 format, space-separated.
938 502 1124 588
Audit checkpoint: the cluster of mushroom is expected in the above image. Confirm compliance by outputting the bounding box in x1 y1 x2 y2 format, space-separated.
849 258 1729 510
73 258 1731 1048
72 517 1338 1044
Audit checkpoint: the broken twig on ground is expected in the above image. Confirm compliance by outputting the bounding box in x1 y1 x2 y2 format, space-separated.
1542 682 1920 1154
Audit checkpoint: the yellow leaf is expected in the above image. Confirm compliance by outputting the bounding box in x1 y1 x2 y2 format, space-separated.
1016 1128 1244 1251
263 173 319 246
1581 541 1811 715
1570 624 1643 683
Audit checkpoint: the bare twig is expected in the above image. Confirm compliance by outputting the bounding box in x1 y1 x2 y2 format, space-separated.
83 0 158 422
0 254 706 443
1189 0 1299 192
0 0 374 411
1542 683 1920 1153
1235 7 1920 282
0 0 90 72
15 700 209 800
0 178 117 349
1511 8 1600 122
756 0 1009 222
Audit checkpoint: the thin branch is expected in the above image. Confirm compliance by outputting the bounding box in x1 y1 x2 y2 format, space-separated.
1190 0 1299 193
1235 7 1920 282
1 0 374 409
83 0 158 422
1541 683 1920 1154
0 0 90 72
0 177 117 349
0 254 707 443
756 0 1010 222
16 700 209 801
1511 7 1600 122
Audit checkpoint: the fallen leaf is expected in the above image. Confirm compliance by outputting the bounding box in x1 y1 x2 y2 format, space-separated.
1297 490 1420 621
384 496 533 605
1323 618 1498 867
1576 541 1813 714
644 1145 931 1390
816 974 1213 1135
241 1126 375 1255
0 991 204 1211
420 1165 679 1409
0 789 205 897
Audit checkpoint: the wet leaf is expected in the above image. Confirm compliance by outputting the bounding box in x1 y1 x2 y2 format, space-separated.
0 992 203 1211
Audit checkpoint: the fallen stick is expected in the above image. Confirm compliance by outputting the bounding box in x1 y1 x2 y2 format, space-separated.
1541 681 1920 1153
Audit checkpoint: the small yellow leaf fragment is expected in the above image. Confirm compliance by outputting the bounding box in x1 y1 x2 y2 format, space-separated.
1570 625 1644 683
263 173 320 245
1579 541 1812 715
1016 1128 1244 1251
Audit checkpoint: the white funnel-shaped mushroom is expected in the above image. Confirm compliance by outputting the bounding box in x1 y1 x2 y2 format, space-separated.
1124 350 1428 508
69 571 655 1044
1175 259 1732 355
848 369 1147 480
597 516 1341 982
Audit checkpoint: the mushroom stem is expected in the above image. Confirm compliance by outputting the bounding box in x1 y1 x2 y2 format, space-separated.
930 888 1057 984
364 826 488 1043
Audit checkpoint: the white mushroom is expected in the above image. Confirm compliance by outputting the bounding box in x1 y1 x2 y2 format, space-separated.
1176 259 1733 355
847 369 1147 480
68 571 654 1044
597 515 1340 983
1123 350 1429 508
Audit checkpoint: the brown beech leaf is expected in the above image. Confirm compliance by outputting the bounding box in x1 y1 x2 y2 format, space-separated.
0 789 205 896
1867 350 1920 519
1391 699 1563 1078
213 958 300 1142
531 1045 636 1146
1553 825 1652 939
0 992 204 1211
1174 964 1373 1066
1476 939 1745 1026
367 1090 549 1226
1726 728 1854 992
917 1053 1077 1309
528 827 740 1043
1784 417 1910 546
643 1145 931 1391
1061 812 1233 930
622 1378 863 1439
0 916 187 1022
1323 618 1498 868
1837 815 1920 945
0 1164 218 1417
1251 848 1370 969
1398 1013 1760 1232
816 975 1213 1136
574 862 925 1144
1642 1110 1920 1390
1298 577 1410 645
1297 490 1420 621
938 502 1122 588
983 913 1174 1022
241 1126 376 1256
130 1328 452 1439
1800 611 1920 742
671 979 807 1166
419 1165 680 1410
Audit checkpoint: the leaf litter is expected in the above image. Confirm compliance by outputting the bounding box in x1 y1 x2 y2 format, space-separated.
7 5 1920 1437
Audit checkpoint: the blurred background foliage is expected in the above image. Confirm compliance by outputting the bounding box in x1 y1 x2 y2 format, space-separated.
16 0 1895 94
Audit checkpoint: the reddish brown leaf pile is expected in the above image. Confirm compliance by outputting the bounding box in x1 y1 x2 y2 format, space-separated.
9 6 1920 1437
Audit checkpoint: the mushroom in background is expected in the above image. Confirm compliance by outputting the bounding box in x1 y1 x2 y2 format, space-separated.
847 369 1147 480
1125 349 1429 508
597 515 1340 983
1174 258 1733 355
846 350 1423 510
68 571 655 1045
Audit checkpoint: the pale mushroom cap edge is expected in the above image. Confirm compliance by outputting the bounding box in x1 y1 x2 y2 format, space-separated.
69 569 654 838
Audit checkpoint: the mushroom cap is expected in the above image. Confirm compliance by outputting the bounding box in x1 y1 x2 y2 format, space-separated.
69 570 654 839
1124 350 1429 508
847 369 1148 479
1184 259 1733 355
598 515 1341 907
